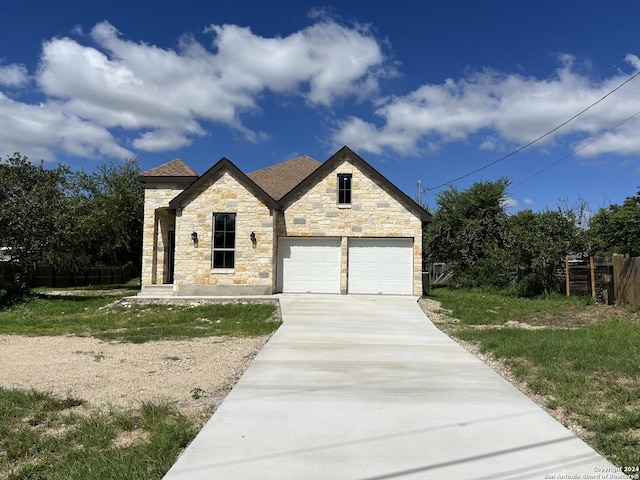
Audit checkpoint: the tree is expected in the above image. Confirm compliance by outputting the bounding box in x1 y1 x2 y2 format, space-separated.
1 154 144 301
509 208 580 295
72 159 144 269
590 190 640 257
425 178 512 288
0 153 83 297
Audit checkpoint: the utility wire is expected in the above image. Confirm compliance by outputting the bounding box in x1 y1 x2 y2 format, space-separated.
513 110 640 187
425 69 640 191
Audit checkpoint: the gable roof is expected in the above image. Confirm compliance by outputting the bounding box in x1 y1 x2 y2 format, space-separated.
280 146 432 222
168 157 279 211
137 158 198 183
142 147 430 222
247 155 321 201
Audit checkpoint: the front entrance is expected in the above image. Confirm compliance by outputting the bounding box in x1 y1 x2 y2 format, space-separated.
165 230 175 284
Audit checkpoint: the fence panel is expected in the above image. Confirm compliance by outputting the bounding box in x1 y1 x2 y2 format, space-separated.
565 254 640 306
1 262 136 289
613 254 640 306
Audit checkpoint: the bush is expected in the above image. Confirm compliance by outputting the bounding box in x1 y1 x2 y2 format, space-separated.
510 273 544 298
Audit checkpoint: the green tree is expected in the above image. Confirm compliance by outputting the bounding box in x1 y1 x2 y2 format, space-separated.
1 154 144 300
0 153 83 298
425 178 512 288
509 208 580 295
590 190 640 257
72 159 144 269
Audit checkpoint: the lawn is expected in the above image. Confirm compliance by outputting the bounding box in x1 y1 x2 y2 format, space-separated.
0 389 195 480
428 287 640 471
0 287 281 479
0 290 279 343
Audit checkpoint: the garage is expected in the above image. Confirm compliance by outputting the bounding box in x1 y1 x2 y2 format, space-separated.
278 237 341 293
348 238 413 294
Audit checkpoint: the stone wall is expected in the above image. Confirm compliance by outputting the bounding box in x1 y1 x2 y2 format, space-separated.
173 170 275 296
140 183 187 286
141 156 425 296
277 158 423 295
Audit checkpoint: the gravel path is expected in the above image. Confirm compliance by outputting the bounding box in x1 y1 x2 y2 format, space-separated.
0 334 269 418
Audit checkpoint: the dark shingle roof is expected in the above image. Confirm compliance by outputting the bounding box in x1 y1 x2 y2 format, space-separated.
138 159 198 182
247 155 321 200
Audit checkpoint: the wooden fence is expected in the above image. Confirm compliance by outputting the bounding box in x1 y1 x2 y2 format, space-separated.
564 254 640 305
612 254 640 306
0 261 136 289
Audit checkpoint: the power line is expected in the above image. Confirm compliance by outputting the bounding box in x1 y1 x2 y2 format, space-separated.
425 69 640 191
513 110 640 187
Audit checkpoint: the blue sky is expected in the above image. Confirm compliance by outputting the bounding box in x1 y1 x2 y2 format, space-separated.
2 0 640 213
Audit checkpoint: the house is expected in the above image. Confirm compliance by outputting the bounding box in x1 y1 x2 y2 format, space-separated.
138 146 431 296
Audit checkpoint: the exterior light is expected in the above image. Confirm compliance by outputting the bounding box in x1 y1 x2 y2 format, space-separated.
191 231 198 246
250 231 257 247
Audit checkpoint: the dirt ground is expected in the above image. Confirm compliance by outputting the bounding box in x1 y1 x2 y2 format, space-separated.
0 333 269 420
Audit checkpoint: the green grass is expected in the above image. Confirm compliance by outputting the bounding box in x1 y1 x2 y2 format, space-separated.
429 287 595 325
0 387 196 480
0 294 280 343
0 287 282 478
427 287 640 469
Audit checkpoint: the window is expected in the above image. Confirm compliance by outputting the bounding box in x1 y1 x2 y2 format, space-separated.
212 213 235 268
338 174 352 205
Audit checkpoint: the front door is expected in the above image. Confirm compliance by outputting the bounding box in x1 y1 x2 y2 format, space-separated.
166 230 175 284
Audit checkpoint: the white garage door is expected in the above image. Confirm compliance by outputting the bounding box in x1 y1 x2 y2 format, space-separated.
278 237 341 293
348 238 413 294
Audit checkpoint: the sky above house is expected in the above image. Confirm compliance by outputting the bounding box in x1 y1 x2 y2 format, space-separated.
2 0 640 213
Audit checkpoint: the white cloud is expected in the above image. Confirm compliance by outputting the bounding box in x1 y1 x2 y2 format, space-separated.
0 93 132 161
205 21 385 106
0 63 28 87
133 130 195 152
1 19 387 160
502 197 519 208
333 55 640 158
7 18 640 165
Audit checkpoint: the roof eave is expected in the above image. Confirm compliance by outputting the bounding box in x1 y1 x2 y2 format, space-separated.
137 175 198 184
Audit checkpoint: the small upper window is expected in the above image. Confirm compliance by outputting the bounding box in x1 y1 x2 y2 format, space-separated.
337 174 352 205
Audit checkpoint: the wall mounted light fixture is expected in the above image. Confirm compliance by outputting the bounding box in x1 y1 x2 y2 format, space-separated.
191 231 198 247
250 231 257 248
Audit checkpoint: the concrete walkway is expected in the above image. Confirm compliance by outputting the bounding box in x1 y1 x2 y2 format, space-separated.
163 295 626 480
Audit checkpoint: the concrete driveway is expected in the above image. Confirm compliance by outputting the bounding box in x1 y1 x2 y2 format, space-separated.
163 295 625 480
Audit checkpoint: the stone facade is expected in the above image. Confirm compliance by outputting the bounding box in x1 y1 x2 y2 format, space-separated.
139 147 430 297
173 170 275 296
277 158 423 295
140 183 188 287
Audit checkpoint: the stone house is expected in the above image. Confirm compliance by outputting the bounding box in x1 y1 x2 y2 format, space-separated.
138 146 431 296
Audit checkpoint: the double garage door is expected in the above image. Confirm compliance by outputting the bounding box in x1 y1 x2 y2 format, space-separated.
278 237 413 294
